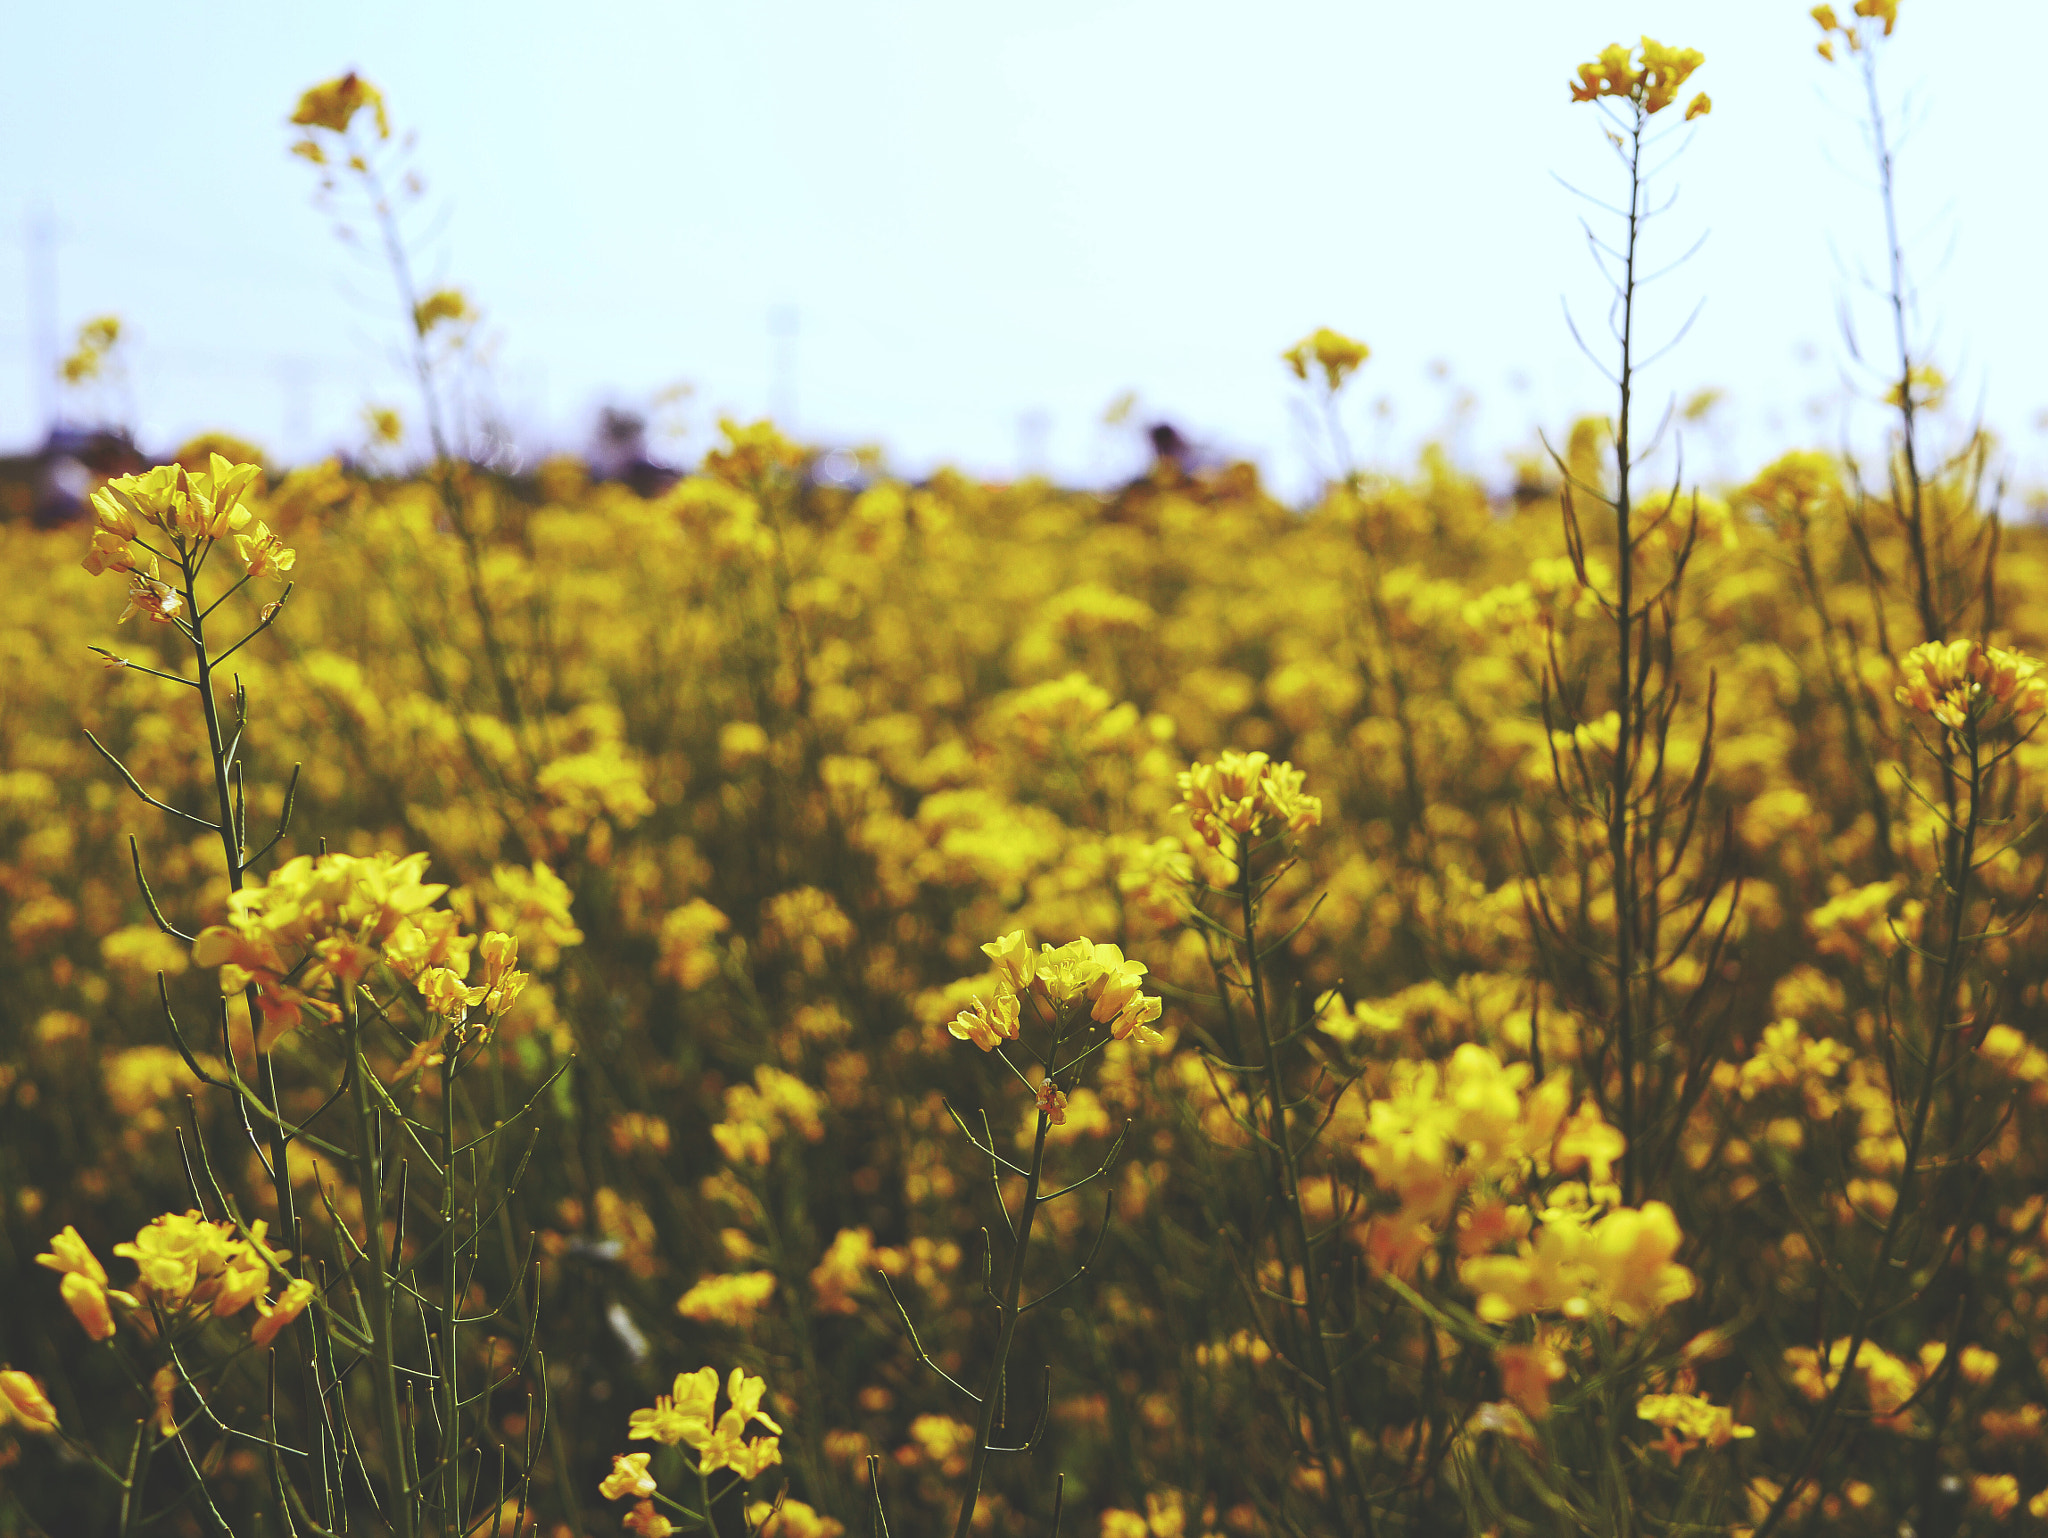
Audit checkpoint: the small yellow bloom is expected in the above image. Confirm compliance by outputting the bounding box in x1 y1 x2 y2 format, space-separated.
981 930 1036 993
1569 37 1705 116
1685 92 1711 120
1035 1080 1069 1126
250 1279 315 1348
0 1370 58 1434
291 72 390 138
119 575 186 626
235 520 297 579
599 1451 658 1501
36 1225 108 1288
622 1502 677 1538
675 1271 778 1328
413 288 474 336
1282 328 1370 392
748 1498 847 1538
61 1271 117 1341
1637 1391 1755 1463
949 984 1022 1052
152 1364 179 1436
629 1366 720 1446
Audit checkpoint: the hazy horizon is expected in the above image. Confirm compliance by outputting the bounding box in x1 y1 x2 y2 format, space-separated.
3 1 2043 498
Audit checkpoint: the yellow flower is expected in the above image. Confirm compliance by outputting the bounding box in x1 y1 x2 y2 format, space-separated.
1086 943 1149 1024
234 520 297 578
36 1225 108 1288
675 1271 778 1328
413 288 474 336
90 456 262 544
291 72 390 138
1685 92 1711 120
61 1272 117 1341
119 575 185 626
250 1279 315 1348
1636 1392 1756 1463
809 1228 878 1316
1587 1202 1696 1323
949 983 1022 1052
981 929 1036 993
0 1371 58 1434
1175 751 1321 850
631 1366 721 1446
1569 37 1705 115
365 405 405 445
623 1503 677 1538
1282 328 1370 392
599 1451 659 1501
748 1498 847 1538
151 1364 179 1436
1895 640 2047 731
688 1368 783 1478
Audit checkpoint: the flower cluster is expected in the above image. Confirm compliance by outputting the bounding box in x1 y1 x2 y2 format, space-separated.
1894 639 2047 733
1354 1043 1623 1278
37 1217 312 1348
600 1366 783 1531
289 71 389 139
1568 37 1709 118
1282 327 1370 393
82 458 294 620
191 851 526 1048
710 1065 826 1166
1461 1198 1696 1326
1174 751 1321 851
948 931 1163 1051
1636 1391 1756 1463
1813 0 1899 59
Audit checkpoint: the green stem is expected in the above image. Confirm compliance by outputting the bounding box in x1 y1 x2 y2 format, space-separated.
1610 111 1644 1210
1237 845 1373 1535
1752 727 1982 1538
440 1047 463 1533
349 997 419 1538
181 539 298 1240
951 1106 1053 1538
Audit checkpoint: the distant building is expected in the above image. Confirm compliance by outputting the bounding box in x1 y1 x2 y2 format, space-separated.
0 426 147 525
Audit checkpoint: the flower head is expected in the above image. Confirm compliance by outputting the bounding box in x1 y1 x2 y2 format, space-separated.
291 72 389 138
1175 751 1321 850
0 1371 58 1434
1895 640 2047 733
599 1451 658 1502
1569 38 1706 115
1283 328 1370 392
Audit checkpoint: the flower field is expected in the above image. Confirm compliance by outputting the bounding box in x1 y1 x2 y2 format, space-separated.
8 7 2048 1537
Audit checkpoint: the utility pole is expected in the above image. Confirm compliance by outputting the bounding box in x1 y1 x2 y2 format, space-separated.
769 304 798 433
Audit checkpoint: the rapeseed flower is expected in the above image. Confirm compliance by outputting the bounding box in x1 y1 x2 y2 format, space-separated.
1175 751 1321 850
1569 37 1707 117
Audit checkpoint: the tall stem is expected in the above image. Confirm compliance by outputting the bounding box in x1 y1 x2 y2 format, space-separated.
181 539 298 1240
1238 848 1373 1534
348 997 419 1538
1609 113 1644 1207
951 1108 1052 1538
1752 728 1981 1538
1862 48 1938 645
439 1049 462 1533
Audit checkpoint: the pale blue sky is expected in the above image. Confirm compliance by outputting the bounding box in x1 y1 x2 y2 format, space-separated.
2 1 2042 493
